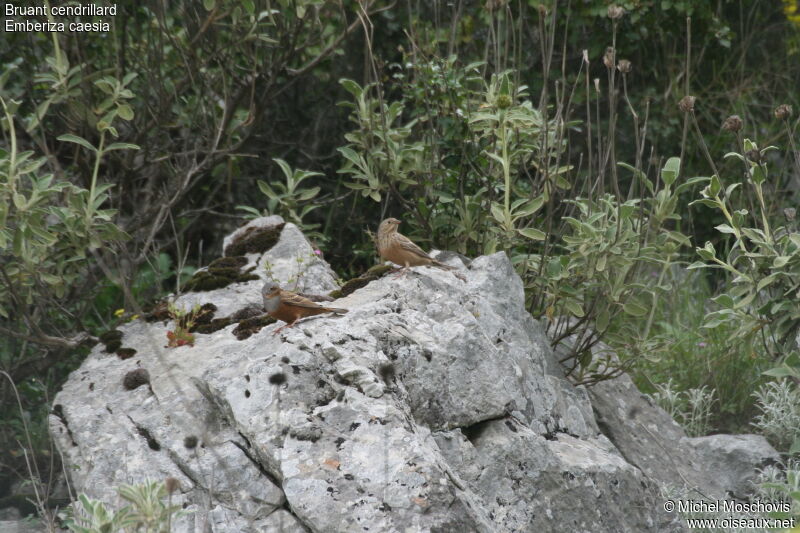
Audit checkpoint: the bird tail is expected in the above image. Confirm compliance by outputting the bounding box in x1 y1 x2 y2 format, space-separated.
432 260 456 271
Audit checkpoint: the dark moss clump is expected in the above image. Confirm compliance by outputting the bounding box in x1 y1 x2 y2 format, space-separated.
230 305 263 321
103 339 122 353
100 330 124 353
208 256 248 269
269 372 288 385
98 330 123 353
99 329 123 344
329 264 394 299
123 368 150 391
223 223 285 256
116 348 137 360
183 269 259 293
232 314 276 340
193 317 233 334
184 302 217 330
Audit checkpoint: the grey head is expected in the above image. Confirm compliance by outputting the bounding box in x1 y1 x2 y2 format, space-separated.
262 281 281 312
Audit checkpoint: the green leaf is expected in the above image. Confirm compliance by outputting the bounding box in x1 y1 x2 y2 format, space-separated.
733 290 755 309
714 224 736 234
595 308 610 332
490 202 505 225
564 298 584 318
660 157 680 186
517 227 545 240
203 0 215 10
296 187 320 201
708 174 722 197
513 195 545 217
117 104 134 121
256 180 278 199
772 256 791 268
57 134 97 153
105 142 140 151
622 298 649 317
723 152 745 162
689 198 719 209
711 293 734 308
339 78 363 98
762 366 799 379
696 242 716 261
750 164 766 185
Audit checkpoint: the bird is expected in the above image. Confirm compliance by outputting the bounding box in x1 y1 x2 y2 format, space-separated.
376 218 462 278
261 282 347 334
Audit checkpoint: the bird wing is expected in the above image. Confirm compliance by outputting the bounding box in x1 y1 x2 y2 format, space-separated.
395 233 432 260
280 290 327 310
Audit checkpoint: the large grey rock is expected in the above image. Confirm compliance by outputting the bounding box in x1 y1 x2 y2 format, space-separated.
557 341 781 502
49 219 769 532
586 373 724 498
683 434 781 498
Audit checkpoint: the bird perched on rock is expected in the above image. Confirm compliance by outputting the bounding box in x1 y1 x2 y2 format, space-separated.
262 282 347 334
376 218 462 279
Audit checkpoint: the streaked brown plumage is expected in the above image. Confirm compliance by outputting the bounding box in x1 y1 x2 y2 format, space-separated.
376 218 457 275
262 282 347 334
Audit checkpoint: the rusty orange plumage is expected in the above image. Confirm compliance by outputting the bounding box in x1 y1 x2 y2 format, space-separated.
262 282 347 334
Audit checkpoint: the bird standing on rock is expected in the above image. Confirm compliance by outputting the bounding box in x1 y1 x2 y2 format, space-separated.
376 218 461 278
261 282 347 334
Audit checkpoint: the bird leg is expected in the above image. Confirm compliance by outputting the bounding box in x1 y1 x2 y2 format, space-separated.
391 265 411 279
272 318 299 335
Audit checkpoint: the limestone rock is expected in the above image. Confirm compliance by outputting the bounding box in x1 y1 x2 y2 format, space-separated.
683 434 780 498
49 218 772 532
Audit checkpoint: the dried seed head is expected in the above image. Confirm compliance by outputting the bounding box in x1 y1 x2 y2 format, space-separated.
537 3 548 16
722 115 742 133
784 207 796 221
607 5 625 19
678 95 696 113
165 477 181 494
603 47 615 69
774 104 793 120
582 49 589 64
495 94 512 109
593 78 600 93
616 59 632 74
746 149 761 163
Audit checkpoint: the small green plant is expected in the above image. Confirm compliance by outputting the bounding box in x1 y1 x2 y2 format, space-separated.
60 478 185 533
650 379 716 437
238 158 322 237
752 380 800 453
165 303 198 348
757 459 800 521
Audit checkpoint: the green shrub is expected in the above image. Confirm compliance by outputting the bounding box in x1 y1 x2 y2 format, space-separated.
61 479 185 533
688 138 800 376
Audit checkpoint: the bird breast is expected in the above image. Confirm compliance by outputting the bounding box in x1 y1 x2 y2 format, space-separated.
263 293 281 313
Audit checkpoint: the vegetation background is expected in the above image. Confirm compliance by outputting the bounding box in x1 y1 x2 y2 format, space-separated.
1 0 799 527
